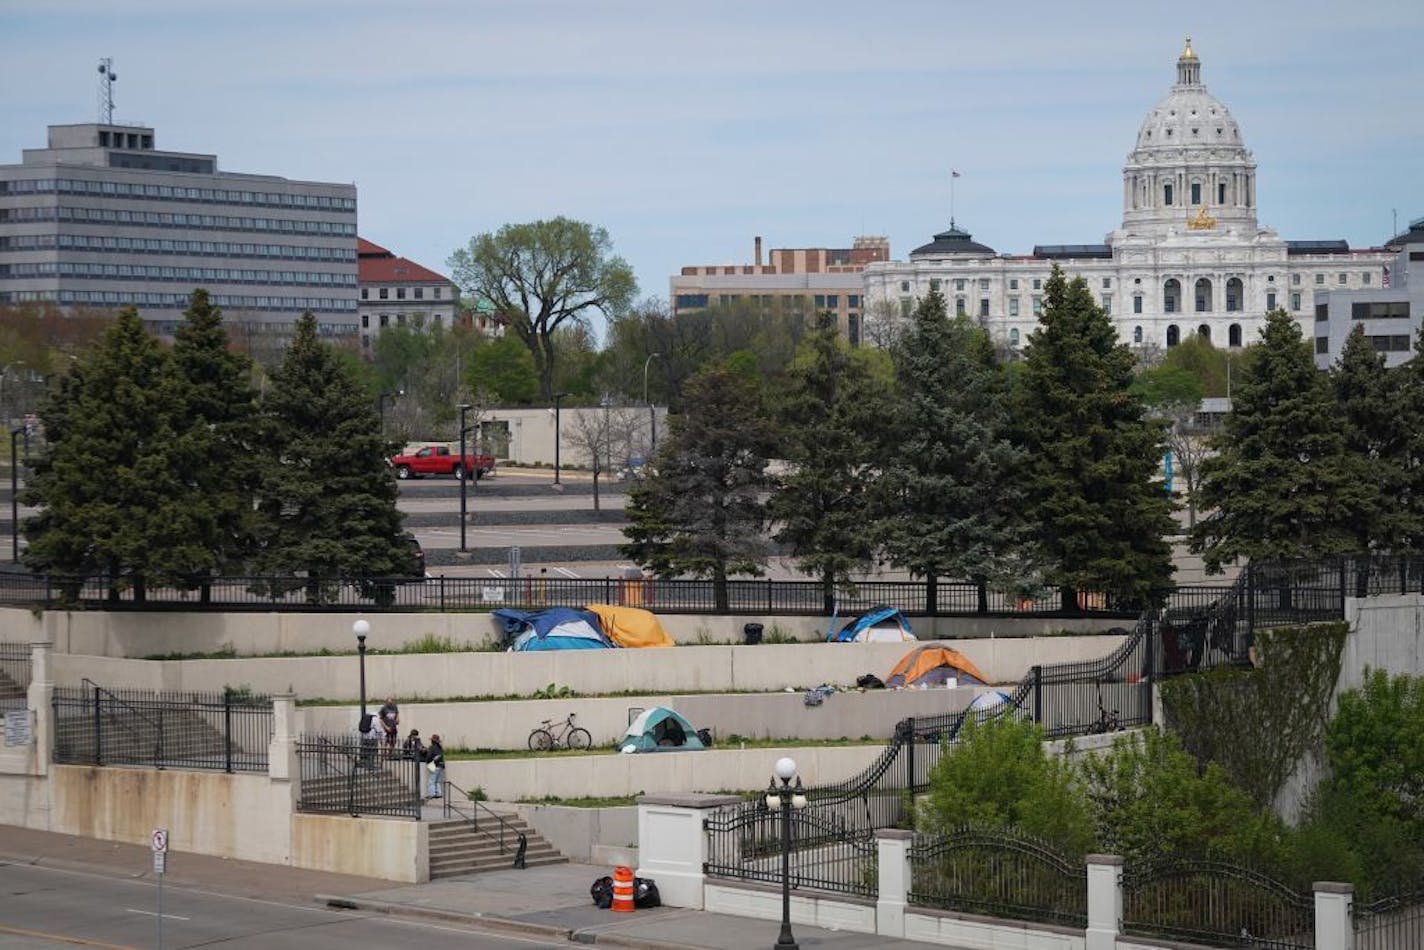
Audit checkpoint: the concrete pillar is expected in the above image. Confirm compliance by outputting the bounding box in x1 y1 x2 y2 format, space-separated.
1086 854 1123 950
1314 882 1354 950
636 793 742 910
875 828 913 938
26 641 52 776
267 694 301 802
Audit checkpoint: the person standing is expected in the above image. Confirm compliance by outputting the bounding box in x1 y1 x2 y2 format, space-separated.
425 734 445 799
402 729 425 761
378 696 400 750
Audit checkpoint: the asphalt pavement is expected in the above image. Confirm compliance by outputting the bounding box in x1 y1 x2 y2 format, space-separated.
0 824 945 949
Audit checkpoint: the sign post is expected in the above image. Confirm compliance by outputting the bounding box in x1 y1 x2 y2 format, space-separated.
151 829 168 949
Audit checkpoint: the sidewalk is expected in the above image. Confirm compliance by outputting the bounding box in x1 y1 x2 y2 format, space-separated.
0 825 941 949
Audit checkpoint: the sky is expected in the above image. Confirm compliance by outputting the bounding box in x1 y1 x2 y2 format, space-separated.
3 0 1422 333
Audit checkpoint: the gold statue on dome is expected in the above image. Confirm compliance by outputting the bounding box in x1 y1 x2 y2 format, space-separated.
1188 204 1217 230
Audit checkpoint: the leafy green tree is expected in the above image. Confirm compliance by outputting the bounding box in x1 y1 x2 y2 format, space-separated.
1190 310 1364 572
149 290 261 584
919 715 1093 854
21 308 179 601
1015 266 1175 608
447 218 636 401
1155 334 1245 398
1079 728 1278 864
768 313 891 611
620 366 775 610
254 314 409 601
466 333 539 405
877 290 1037 610
1330 325 1409 554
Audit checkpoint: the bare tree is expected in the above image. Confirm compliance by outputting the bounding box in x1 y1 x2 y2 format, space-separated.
1155 401 1215 528
566 404 642 512
861 297 908 350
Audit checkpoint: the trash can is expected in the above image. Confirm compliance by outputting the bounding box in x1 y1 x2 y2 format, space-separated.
743 623 764 645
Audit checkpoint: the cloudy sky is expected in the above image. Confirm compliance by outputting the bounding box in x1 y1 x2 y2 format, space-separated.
3 0 1421 325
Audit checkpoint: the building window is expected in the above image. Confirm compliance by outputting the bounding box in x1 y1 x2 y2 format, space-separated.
929 279 941 293
1133 295 1143 314
954 279 966 292
397 313 406 326
1032 278 1042 290
1009 297 1020 317
848 295 860 307
434 287 442 299
1164 183 1174 206
1229 323 1242 347
1266 291 1276 311
1194 277 1212 312
955 297 966 316
1009 279 1019 290
1009 328 1020 347
1167 325 1180 347
900 281 910 293
979 298 989 317
899 297 913 318
814 295 826 307
1191 182 1201 205
1164 278 1180 314
397 287 407 299
1226 277 1243 312
361 314 369 328
1198 324 1211 343
1292 274 1301 285
979 279 989 291
1315 337 1329 355
360 288 369 300
1101 294 1112 314
1362 273 1372 285
1032 295 1043 316
1291 292 1301 310
1133 325 1143 344
379 313 389 327
1102 277 1111 289
414 287 424 299
827 295 839 308
379 288 388 299
1315 274 1325 285
1218 182 1226 204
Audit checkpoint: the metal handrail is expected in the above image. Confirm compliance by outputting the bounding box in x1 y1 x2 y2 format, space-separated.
442 779 527 869
80 676 164 763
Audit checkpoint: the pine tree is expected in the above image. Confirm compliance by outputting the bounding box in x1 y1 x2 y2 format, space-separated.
147 290 262 587
768 313 890 612
1191 309 1363 571
875 290 1037 611
618 366 774 610
1390 330 1424 552
1330 324 1407 554
1016 266 1174 607
22 307 180 601
254 313 409 602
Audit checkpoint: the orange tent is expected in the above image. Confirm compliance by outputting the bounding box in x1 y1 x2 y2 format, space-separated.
885 645 989 687
585 604 676 648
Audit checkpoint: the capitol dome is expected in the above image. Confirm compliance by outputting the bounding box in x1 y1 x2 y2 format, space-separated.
1120 39 1259 236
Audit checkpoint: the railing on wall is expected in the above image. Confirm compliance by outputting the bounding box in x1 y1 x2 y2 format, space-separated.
1354 890 1424 950
295 733 423 819
907 827 1087 929
1122 858 1315 950
0 641 31 710
51 681 272 773
703 803 878 900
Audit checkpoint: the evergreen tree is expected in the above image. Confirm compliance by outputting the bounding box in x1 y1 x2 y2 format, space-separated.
1190 310 1363 571
1329 324 1407 554
768 313 891 612
619 366 775 610
22 308 179 600
1395 331 1424 552
254 313 409 601
148 290 262 586
1016 266 1174 607
876 290 1037 611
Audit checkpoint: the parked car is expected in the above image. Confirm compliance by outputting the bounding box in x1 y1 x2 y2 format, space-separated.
388 444 495 480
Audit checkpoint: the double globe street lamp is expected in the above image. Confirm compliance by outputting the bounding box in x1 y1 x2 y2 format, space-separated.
766 756 808 949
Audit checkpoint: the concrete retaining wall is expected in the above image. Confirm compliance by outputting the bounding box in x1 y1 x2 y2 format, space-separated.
510 803 637 864
9 606 1124 659
291 812 427 883
46 635 1127 702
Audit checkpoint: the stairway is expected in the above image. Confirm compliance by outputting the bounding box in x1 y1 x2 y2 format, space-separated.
0 669 25 708
52 706 250 768
428 813 567 878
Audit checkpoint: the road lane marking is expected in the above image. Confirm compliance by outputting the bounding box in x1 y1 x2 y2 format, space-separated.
0 924 137 948
124 908 190 920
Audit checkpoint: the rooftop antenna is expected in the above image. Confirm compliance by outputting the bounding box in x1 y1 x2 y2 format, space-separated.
97 58 117 124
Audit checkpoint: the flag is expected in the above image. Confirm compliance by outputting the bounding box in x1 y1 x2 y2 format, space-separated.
951 169 961 178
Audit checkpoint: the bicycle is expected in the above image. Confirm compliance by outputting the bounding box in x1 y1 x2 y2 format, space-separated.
527 713 592 751
1088 683 1121 735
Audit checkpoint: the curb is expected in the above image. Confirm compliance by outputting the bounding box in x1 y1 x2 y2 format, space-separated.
316 894 709 948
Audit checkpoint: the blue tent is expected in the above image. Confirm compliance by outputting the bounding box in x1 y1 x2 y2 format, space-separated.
829 606 916 643
493 607 614 652
620 707 706 752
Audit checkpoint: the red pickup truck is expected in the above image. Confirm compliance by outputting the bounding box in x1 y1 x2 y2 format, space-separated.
389 445 495 481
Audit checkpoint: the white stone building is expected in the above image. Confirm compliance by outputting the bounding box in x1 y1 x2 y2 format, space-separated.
863 40 1395 354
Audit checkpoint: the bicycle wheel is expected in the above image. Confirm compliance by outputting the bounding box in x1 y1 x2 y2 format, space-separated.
566 727 593 751
528 729 554 752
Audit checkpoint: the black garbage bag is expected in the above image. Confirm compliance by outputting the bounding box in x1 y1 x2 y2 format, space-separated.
634 877 662 908
590 875 614 909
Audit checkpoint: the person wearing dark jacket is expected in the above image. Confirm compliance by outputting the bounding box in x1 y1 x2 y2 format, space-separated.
425 734 445 798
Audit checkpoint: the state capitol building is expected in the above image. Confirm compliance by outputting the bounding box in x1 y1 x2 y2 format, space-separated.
862 39 1395 352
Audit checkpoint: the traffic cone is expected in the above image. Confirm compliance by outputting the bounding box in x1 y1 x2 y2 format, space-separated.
611 865 635 913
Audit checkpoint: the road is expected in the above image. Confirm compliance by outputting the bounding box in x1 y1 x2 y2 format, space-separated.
0 860 556 949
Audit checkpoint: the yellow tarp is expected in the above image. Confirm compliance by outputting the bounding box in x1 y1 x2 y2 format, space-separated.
585 604 676 648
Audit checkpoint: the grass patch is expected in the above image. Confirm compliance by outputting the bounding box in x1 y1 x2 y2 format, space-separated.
145 636 500 661
294 686 775 706
517 794 642 808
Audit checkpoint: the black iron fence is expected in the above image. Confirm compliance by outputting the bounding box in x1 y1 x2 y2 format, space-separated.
295 733 424 819
0 641 31 710
907 827 1087 929
703 802 878 899
1122 858 1315 949
51 680 272 772
1355 891 1424 950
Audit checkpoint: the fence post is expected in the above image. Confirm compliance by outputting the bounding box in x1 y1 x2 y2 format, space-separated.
1144 619 1156 725
224 691 234 774
875 829 913 938
1338 556 1348 616
636 793 741 910
905 719 915 792
1085 855 1123 950
92 681 102 766
1032 665 1043 724
439 575 446 612
1313 882 1353 950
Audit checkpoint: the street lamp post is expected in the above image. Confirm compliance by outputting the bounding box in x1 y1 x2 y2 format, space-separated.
552 392 571 486
458 404 472 552
10 427 23 562
765 756 807 949
353 619 370 720
642 353 660 456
